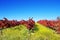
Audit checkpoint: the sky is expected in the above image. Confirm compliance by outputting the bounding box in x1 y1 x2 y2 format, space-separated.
0 0 60 21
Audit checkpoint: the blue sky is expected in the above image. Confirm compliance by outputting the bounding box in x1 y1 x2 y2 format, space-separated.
0 0 60 21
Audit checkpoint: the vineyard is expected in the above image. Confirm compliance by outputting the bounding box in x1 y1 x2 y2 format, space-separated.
0 17 60 40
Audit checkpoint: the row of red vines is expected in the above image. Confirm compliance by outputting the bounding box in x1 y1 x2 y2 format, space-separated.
37 19 60 33
0 17 60 33
0 18 35 30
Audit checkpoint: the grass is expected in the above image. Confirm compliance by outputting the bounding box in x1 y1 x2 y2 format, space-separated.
30 23 60 40
0 23 60 40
